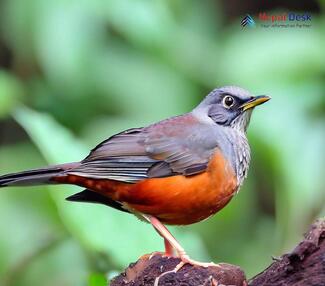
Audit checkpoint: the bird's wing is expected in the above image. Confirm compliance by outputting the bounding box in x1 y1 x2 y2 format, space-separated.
68 114 218 183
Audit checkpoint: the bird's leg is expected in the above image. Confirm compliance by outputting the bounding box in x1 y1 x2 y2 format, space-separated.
143 215 185 257
164 238 175 256
143 215 221 269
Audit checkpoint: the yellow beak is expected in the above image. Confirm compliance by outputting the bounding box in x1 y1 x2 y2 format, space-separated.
241 95 271 111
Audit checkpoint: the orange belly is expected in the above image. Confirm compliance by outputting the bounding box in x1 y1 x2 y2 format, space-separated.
55 151 238 225
122 151 237 224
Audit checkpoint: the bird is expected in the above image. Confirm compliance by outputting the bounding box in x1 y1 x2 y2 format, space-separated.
0 86 270 268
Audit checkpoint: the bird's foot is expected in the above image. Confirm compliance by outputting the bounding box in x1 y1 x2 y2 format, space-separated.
174 252 222 271
154 252 221 286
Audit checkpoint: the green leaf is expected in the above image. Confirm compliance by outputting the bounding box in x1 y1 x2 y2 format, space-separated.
0 71 23 118
88 273 107 286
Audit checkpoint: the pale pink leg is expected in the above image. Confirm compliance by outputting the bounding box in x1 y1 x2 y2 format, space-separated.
143 215 220 269
164 239 175 256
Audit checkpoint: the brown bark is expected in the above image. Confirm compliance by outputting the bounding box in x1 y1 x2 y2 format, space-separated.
110 219 325 286
249 219 325 286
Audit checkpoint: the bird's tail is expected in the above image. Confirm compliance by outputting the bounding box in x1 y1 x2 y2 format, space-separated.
0 162 80 187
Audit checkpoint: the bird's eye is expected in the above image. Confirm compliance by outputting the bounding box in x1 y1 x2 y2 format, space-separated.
223 96 235 108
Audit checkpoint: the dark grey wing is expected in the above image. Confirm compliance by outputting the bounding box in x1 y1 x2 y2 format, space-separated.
84 128 146 160
71 156 157 183
68 114 218 183
69 127 156 183
144 119 217 177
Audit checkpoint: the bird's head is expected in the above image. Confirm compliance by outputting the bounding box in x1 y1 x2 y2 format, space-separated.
195 86 270 132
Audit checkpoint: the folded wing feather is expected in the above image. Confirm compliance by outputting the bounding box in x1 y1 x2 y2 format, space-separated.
68 114 218 183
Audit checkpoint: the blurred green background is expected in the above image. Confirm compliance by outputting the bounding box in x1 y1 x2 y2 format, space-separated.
0 0 324 285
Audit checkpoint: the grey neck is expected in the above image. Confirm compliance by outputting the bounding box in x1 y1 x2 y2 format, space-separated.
216 127 251 186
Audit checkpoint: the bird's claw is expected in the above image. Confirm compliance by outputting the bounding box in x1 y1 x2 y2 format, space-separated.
177 252 222 269
154 253 221 286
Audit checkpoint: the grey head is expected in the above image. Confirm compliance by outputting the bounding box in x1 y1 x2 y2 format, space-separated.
193 86 270 185
194 86 270 133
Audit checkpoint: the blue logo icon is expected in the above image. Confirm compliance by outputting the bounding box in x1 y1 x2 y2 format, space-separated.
241 15 255 27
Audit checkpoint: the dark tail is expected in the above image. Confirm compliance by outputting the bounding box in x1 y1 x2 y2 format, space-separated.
0 162 80 187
